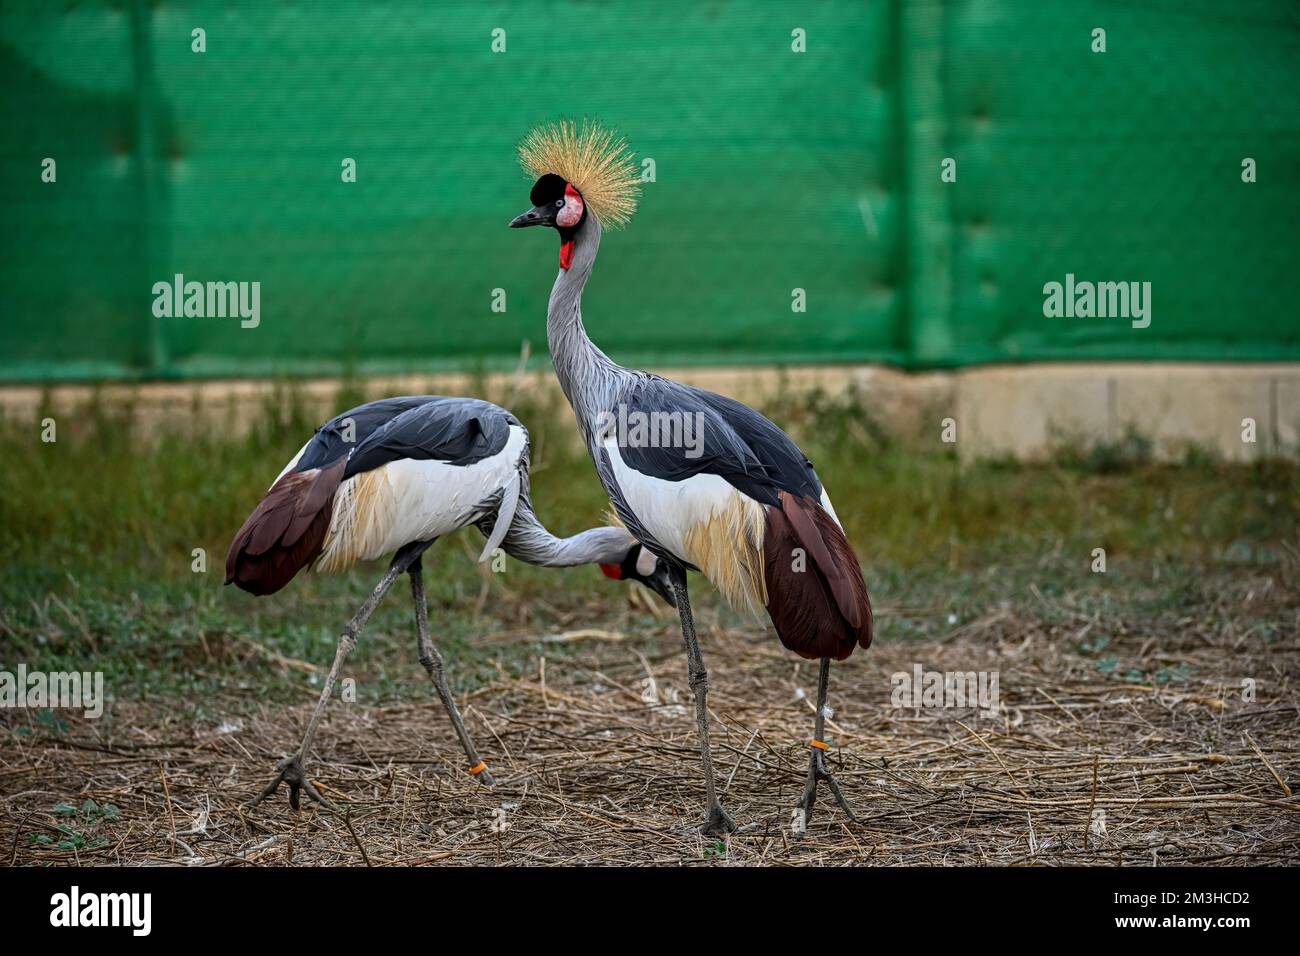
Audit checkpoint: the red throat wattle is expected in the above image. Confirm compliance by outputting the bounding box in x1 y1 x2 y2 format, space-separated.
558 183 583 269
598 563 621 580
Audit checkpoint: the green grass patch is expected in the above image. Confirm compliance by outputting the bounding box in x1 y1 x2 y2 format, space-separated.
2 379 1295 705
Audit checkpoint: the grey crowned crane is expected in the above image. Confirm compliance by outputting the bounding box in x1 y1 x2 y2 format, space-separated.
225 394 674 809
510 121 873 834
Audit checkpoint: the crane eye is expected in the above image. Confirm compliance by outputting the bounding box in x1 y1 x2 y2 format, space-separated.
555 199 564 208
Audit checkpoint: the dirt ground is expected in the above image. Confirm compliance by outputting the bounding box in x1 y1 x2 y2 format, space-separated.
3 586 1297 867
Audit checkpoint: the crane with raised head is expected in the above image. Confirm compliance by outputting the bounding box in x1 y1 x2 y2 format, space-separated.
226 394 674 809
509 121 873 834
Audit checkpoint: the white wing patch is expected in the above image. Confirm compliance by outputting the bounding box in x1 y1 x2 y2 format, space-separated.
819 489 843 528
271 440 310 487
603 438 767 616
315 425 527 573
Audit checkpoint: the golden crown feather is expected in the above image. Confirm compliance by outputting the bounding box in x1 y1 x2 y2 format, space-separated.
517 119 641 228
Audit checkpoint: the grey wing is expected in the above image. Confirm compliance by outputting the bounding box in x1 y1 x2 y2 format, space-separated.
344 396 520 479
604 374 822 504
295 396 442 473
344 396 528 550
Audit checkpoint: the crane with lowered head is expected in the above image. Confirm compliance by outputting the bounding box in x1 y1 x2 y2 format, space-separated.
226 394 674 809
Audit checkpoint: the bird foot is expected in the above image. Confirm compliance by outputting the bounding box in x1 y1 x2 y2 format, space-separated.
799 749 859 825
248 753 334 811
699 803 738 836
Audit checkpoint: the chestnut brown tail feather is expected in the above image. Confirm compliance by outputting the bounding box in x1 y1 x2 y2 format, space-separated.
762 491 873 661
225 459 346 596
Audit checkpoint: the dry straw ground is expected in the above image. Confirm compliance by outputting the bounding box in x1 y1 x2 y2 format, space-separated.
4 574 1297 866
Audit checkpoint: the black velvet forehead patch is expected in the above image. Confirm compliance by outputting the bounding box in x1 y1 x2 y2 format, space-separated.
530 173 567 206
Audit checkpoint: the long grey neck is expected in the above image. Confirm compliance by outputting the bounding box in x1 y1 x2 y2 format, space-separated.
496 496 634 568
546 214 626 437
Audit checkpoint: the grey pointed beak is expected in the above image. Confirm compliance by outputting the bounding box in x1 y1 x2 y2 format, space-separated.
644 564 677 609
509 205 548 228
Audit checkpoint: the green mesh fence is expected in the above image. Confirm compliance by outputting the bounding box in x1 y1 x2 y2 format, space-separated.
1 0 1297 382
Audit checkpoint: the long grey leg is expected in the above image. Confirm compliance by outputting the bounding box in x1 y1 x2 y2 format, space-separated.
799 657 859 824
409 552 495 786
669 566 737 835
249 542 430 810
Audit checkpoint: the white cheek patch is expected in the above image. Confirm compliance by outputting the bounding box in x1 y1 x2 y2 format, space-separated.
635 546 658 577
556 190 584 227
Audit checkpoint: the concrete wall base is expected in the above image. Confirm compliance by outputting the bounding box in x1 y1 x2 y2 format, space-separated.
2 363 1295 462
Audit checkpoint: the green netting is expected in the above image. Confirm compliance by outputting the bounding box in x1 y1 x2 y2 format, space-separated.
1 1 1297 382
